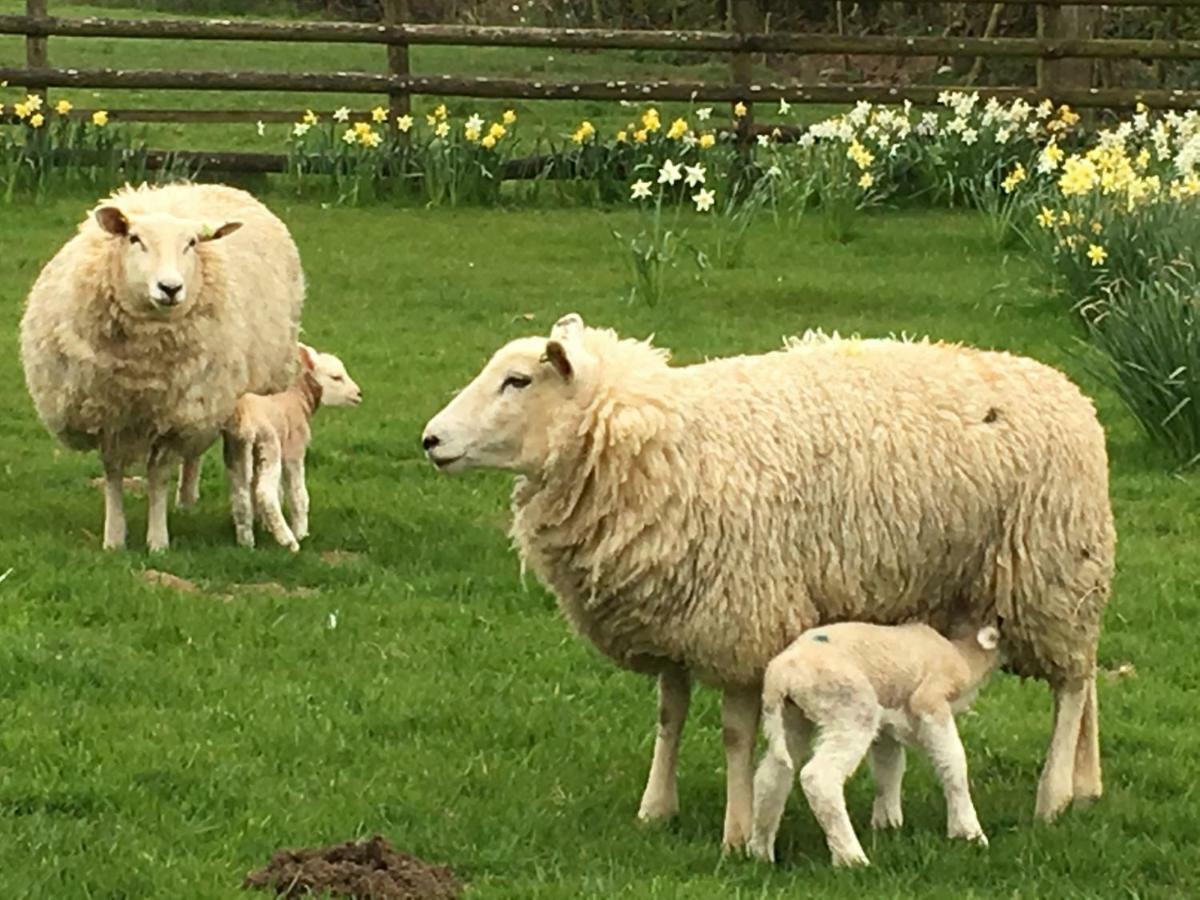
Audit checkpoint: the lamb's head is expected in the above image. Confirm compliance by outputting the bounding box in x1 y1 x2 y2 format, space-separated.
93 205 242 313
422 313 597 475
299 344 363 407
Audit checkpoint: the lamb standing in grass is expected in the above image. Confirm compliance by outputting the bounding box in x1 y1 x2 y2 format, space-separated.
421 314 1114 849
19 182 304 551
224 343 362 551
748 621 1001 867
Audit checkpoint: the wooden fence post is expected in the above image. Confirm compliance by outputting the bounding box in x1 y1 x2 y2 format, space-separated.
1037 2 1098 102
382 0 411 124
729 0 759 151
26 0 49 105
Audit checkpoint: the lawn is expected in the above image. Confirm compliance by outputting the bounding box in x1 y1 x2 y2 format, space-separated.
1 188 1198 899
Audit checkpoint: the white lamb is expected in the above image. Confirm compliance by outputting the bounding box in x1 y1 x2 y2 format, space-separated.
421 313 1114 849
223 344 362 552
19 182 304 552
748 620 1001 868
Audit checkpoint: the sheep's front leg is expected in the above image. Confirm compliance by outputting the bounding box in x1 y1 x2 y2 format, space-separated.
720 685 761 852
101 456 127 550
176 454 202 508
869 733 906 830
638 665 691 823
284 457 310 542
145 452 172 553
1037 680 1088 822
224 435 255 548
915 708 987 845
748 703 810 862
255 438 299 552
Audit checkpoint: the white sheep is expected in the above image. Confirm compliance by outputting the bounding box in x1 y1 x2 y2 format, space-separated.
223 343 362 551
19 182 304 552
421 313 1114 850
747 620 1001 867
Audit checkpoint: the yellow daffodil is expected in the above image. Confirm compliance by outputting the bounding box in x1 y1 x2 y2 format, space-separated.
1058 105 1080 126
353 121 372 136
633 129 648 143
1059 156 1099 197
434 103 448 120
1036 207 1057 229
733 101 748 118
481 134 496 149
571 120 595 144
667 117 688 140
396 115 413 132
342 128 358 144
615 130 628 143
1135 148 1151 171
361 130 382 148
1001 163 1027 194
641 108 661 132
30 112 44 128
25 93 42 112
1086 244 1108 266
371 106 387 123
465 126 481 142
1059 210 1072 226
302 109 318 125
1091 221 1103 235
435 121 450 139
502 109 517 125
14 101 29 119
489 122 506 140
698 133 715 149
426 113 438 126
858 172 874 189
92 110 108 126
847 140 874 169
55 99 72 116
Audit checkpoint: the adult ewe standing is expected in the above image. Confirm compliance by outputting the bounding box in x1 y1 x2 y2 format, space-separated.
20 183 304 551
422 314 1115 850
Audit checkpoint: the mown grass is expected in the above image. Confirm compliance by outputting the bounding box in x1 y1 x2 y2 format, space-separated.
1 191 1198 899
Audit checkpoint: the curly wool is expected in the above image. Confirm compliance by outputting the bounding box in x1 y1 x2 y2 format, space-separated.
510 327 1115 690
19 183 304 466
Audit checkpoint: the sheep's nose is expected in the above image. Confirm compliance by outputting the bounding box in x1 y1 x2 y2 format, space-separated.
158 281 182 300
422 433 440 452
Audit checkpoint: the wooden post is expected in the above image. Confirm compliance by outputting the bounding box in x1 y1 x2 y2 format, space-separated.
26 0 49 105
382 0 411 124
729 0 759 152
1037 2 1098 102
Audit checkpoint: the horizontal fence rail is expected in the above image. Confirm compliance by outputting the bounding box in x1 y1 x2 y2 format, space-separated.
3 16 1200 62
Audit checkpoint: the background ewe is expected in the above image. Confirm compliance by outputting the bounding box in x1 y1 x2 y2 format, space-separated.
748 621 1001 867
421 313 1115 850
224 343 362 551
19 182 304 551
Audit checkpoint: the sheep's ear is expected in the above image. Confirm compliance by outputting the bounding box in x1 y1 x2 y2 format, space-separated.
200 221 242 242
976 626 1000 651
550 312 584 342
95 206 129 237
297 344 316 371
543 340 573 381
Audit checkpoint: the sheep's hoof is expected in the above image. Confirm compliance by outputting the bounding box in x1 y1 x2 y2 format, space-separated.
147 541 169 554
636 795 678 825
871 805 904 830
102 539 126 551
832 849 870 868
746 836 776 864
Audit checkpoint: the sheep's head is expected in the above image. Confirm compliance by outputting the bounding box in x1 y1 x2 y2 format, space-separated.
422 313 595 475
299 344 363 407
93 205 242 313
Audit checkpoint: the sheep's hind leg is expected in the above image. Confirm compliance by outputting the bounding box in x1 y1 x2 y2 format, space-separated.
869 732 906 830
101 456 127 550
637 665 691 823
225 436 255 548
1036 680 1088 822
176 454 202 508
720 685 761 852
800 714 877 867
145 449 172 553
1072 675 1102 806
748 703 811 863
255 439 298 552
284 457 310 542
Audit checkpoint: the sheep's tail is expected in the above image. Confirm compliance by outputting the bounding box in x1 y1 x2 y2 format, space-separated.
760 658 792 715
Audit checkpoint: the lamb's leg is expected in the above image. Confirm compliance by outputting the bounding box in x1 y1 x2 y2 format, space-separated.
914 708 987 845
255 438 299 552
748 703 811 863
638 665 691 823
176 455 202 508
101 456 127 551
284 457 310 542
1036 680 1088 821
145 451 172 553
1072 675 1102 805
869 732 906 830
799 707 878 867
224 435 255 548
720 685 761 852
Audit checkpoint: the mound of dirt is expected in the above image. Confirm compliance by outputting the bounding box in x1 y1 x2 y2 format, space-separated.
243 835 462 900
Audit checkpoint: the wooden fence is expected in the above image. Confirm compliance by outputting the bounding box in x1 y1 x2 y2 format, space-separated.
2 0 1199 174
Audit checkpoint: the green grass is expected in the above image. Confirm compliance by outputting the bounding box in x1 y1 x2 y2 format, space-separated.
1 193 1198 899
1 0 839 154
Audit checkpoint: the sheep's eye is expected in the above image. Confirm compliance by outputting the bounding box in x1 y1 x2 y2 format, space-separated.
186 237 197 250
501 374 531 392
128 235 141 247
332 374 345 382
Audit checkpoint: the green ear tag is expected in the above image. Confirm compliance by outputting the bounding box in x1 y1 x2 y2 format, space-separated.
200 224 214 239
811 633 829 643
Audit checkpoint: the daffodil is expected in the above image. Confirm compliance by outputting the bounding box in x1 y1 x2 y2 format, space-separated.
756 134 770 148
371 106 387 123
302 109 318 125
633 129 648 143
24 94 42 112
1060 210 1072 226
14 101 29 119
333 106 351 122
465 113 485 133
362 130 382 148
684 164 705 187
642 108 661 132
342 128 358 144
55 99 72 115
353 121 372 137
30 113 44 128
615 130 628 143
502 109 517 125
667 117 688 140
778 98 791 115
488 122 506 140
698 133 715 149
1001 163 1026 194
481 134 496 149
858 172 874 189
1035 206 1057 229
92 110 108 127
426 113 438 126
1086 244 1108 266
465 126 481 142
695 107 712 121
396 115 413 132
435 121 450 139
571 120 596 144
733 101 747 118
292 122 312 137
1091 221 1103 235
256 120 265 137
657 159 683 185
630 179 653 200
692 188 715 212
1038 140 1065 174
434 103 448 120
847 140 874 169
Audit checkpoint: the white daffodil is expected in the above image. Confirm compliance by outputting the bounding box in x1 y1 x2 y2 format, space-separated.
692 188 715 212
292 122 311 137
695 106 712 121
657 159 683 185
333 106 351 122
684 164 706 187
630 179 653 200
465 113 485 132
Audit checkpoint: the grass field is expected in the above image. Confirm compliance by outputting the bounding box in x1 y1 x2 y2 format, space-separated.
2 192 1199 899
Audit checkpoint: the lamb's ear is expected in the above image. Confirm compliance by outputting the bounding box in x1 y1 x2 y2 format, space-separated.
976 626 1000 651
200 221 243 242
550 313 584 342
297 344 316 371
95 206 129 237
543 340 573 381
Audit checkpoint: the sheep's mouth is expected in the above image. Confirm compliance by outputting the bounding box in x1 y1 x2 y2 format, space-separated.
430 453 464 471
